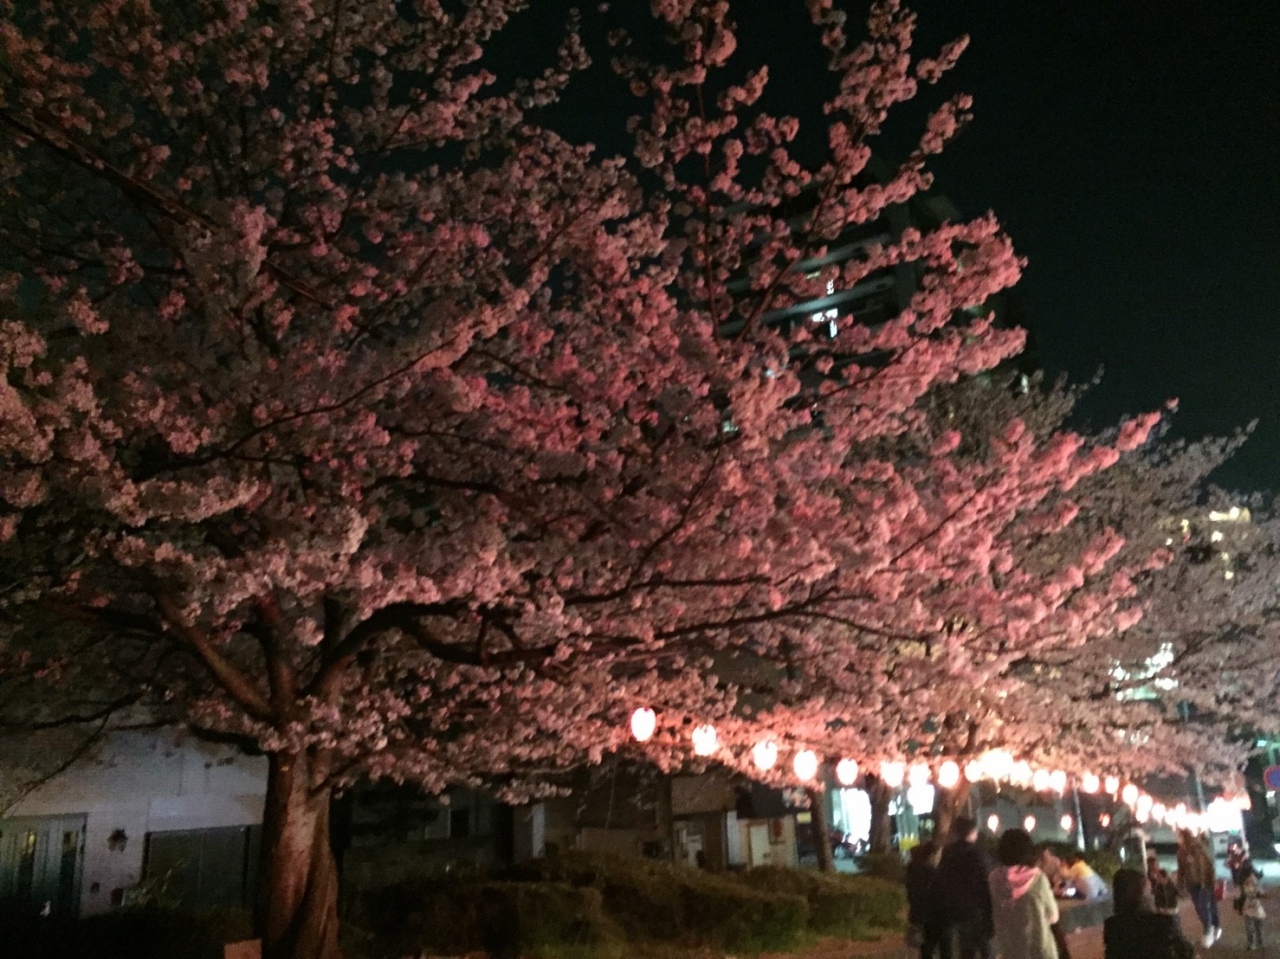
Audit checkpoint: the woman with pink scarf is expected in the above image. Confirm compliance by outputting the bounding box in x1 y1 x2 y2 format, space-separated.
988 829 1061 959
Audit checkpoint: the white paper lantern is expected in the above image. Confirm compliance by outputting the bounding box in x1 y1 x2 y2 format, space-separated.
1104 775 1121 795
1024 815 1037 832
1032 768 1051 792
691 724 718 757
793 749 819 782
1060 814 1074 832
752 740 778 772
1049 770 1068 794
937 760 961 790
1121 783 1139 806
908 762 931 787
630 708 657 743
879 761 905 788
835 758 860 787
1081 772 1101 794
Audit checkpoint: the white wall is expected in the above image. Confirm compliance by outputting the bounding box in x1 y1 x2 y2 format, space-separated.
3 730 266 915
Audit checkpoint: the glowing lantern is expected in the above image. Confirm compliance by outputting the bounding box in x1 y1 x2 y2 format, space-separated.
752 741 778 772
1099 813 1112 828
1011 762 1034 787
1049 770 1068 794
987 814 1001 833
964 760 984 783
1081 772 1101 795
1032 768 1052 792
983 749 1015 781
908 762 931 788
907 783 936 815
880 761 906 788
793 749 820 782
1024 815 1037 832
835 758 860 787
1152 803 1167 824
630 708 657 743
1121 783 1139 806
1104 776 1121 795
1060 814 1074 832
1137 794 1154 818
1135 804 1150 824
691 724 718 757
938 760 961 790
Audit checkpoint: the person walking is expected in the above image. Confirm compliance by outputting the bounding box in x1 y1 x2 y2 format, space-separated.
988 828 1059 959
1176 828 1221 947
906 840 943 959
930 816 995 959
1104 868 1196 959
1240 870 1266 952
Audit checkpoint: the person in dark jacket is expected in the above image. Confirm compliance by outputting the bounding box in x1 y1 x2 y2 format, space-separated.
906 840 942 958
929 816 995 959
1104 868 1196 959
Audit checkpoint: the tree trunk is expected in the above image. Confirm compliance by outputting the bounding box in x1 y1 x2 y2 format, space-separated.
931 780 972 843
257 751 343 959
867 775 895 856
806 786 835 873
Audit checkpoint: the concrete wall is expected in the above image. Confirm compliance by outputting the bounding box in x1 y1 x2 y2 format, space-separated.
3 730 266 915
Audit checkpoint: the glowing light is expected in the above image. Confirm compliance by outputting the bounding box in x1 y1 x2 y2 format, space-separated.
1081 772 1101 794
1121 783 1140 806
835 758 860 787
630 708 657 743
793 749 819 782
1234 793 1253 811
1024 815 1037 832
1099 813 1112 828
987 814 1001 833
691 724 718 757
1206 796 1245 834
880 761 905 789
1050 770 1068 794
1060 814 1074 832
938 760 961 790
752 741 778 772
906 783 936 815
1152 803 1167 824
982 749 1015 781
964 760 984 783
1135 804 1150 824
1032 768 1052 792
908 762 931 788
1105 776 1121 795
1010 762 1034 787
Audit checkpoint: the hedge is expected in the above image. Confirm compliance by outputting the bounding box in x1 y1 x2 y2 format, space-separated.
357 878 623 958
0 907 253 959
508 851 810 951
736 866 905 937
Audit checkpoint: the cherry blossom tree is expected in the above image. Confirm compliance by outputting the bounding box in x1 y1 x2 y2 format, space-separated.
0 0 1199 954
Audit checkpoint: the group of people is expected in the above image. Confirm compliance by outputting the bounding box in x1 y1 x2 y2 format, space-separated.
904 818 1268 959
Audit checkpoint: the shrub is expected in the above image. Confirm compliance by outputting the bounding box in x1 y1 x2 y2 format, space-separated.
507 851 809 951
857 850 907 884
738 866 905 937
359 879 622 958
0 907 252 959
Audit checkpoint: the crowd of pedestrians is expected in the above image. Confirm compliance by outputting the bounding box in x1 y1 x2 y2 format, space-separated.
902 818 1267 958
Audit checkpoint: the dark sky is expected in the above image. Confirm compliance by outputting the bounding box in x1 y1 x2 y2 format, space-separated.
904 1 1280 490
517 0 1280 490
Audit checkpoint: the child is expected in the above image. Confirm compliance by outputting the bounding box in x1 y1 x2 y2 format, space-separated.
1241 871 1266 952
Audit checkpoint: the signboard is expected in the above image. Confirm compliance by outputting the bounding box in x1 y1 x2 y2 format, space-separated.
1263 766 1280 790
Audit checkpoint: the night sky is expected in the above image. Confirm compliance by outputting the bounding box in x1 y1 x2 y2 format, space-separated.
902 1 1280 491
519 0 1280 490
